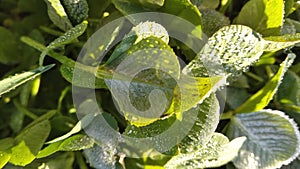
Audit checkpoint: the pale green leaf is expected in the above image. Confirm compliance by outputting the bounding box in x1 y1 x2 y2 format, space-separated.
60 0 88 25
166 75 225 116
46 113 94 144
165 133 246 169
0 138 14 168
0 64 54 96
9 141 36 166
183 25 264 80
43 0 73 31
37 134 94 158
227 109 300 169
235 53 295 114
236 0 284 36
263 33 300 52
40 20 88 66
0 151 11 168
10 120 51 166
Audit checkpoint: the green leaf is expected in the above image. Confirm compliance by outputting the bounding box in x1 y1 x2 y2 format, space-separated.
201 9 230 37
0 151 11 168
0 27 21 65
82 22 123 65
183 25 265 80
104 36 180 126
284 0 295 17
40 20 88 66
179 94 220 149
25 152 75 169
43 0 73 31
84 144 117 169
200 0 220 9
112 0 202 38
281 156 300 169
112 0 151 15
105 21 169 66
263 33 300 52
159 0 202 39
9 141 36 166
235 53 295 114
0 64 55 96
281 18 296 35
226 87 250 109
276 70 300 106
10 120 51 166
37 134 94 158
138 0 164 8
165 133 246 169
166 75 225 116
46 113 94 144
123 94 220 156
226 109 300 169
60 0 89 25
60 62 108 89
0 137 14 168
235 0 284 36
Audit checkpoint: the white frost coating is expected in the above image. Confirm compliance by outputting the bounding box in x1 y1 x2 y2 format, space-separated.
231 109 300 169
261 109 300 166
127 21 169 44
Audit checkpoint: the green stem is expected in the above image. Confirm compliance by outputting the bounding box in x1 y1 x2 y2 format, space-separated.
75 152 89 169
265 65 274 78
245 72 264 82
13 99 38 120
39 26 64 36
220 110 234 120
21 36 101 74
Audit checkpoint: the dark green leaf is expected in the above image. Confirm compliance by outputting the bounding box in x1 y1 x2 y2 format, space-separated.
61 0 89 25
0 27 21 65
201 9 230 37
